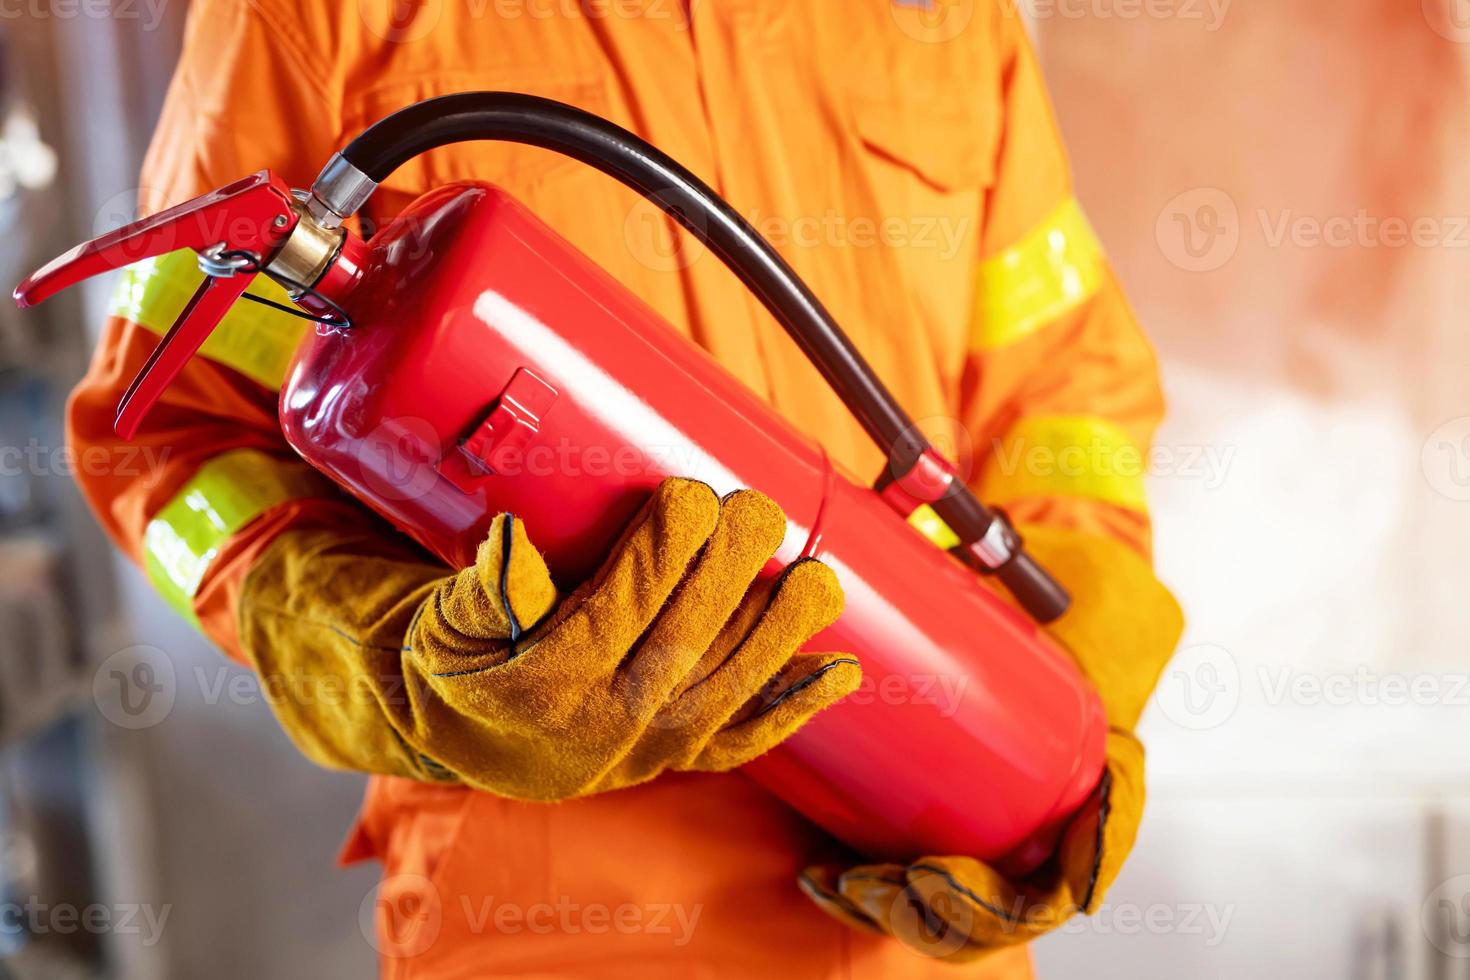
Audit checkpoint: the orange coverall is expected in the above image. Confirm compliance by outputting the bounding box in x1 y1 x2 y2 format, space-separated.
68 0 1167 976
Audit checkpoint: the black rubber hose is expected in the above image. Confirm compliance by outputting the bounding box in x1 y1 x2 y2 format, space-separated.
999 553 1072 625
937 492 1072 624
339 92 1070 621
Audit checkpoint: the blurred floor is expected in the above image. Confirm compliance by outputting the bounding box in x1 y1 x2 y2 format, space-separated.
99 574 381 979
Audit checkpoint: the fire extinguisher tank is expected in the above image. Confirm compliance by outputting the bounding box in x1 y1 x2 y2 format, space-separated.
281 182 1107 862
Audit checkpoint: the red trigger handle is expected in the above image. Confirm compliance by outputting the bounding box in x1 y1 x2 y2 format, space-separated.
114 273 256 438
12 171 298 438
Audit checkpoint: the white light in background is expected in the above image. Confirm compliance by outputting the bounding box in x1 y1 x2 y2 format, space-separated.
1139 359 1469 784
0 110 57 201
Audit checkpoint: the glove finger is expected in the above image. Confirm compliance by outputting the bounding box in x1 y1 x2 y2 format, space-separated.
797 865 888 935
724 650 859 726
1021 523 1184 730
893 733 1148 957
669 574 777 700
532 478 720 677
678 558 845 721
684 651 859 771
905 859 1042 954
412 514 558 675
618 490 786 716
833 865 912 932
836 863 998 962
1058 728 1145 912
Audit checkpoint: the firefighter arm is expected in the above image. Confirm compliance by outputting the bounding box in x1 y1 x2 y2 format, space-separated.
957 7 1183 781
956 9 1184 723
66 0 359 660
65 0 445 781
800 13 1182 957
957 13 1164 560
68 317 365 658
66 0 487 782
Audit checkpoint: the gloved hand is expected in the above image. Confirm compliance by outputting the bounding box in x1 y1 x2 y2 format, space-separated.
799 524 1182 961
240 478 861 800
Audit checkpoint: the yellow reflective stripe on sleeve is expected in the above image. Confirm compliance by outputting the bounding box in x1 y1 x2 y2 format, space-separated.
979 414 1148 513
907 503 962 551
109 248 308 390
143 450 326 623
972 198 1105 351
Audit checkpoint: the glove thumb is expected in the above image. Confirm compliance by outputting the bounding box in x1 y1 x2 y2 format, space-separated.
437 514 560 643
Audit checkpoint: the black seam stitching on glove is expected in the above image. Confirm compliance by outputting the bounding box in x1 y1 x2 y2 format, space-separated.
402 600 429 651
797 872 885 931
908 863 1026 924
908 881 954 944
501 514 524 649
244 597 412 654
749 657 860 720
339 622 412 653
431 517 527 677
240 598 436 778
844 874 956 944
380 719 439 779
1078 766 1113 912
427 517 524 644
678 556 833 703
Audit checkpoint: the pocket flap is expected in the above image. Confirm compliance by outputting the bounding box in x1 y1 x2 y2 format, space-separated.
849 94 994 193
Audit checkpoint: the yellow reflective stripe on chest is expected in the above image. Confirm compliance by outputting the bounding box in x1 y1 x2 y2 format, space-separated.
109 249 308 390
143 450 327 623
979 414 1148 513
972 198 1104 351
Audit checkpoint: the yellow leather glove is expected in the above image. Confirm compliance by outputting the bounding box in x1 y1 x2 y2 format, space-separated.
799 524 1182 961
239 478 861 800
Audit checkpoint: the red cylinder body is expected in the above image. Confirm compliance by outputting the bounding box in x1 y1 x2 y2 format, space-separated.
280 183 1107 862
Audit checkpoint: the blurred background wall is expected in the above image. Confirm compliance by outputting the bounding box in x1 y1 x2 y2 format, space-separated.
5 1 1470 977
1034 2 1470 978
0 7 380 978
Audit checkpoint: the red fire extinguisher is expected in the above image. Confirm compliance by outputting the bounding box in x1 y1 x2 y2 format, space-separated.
17 93 1106 867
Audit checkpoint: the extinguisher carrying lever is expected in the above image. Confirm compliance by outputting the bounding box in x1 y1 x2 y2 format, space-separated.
304 93 1072 622
13 171 300 438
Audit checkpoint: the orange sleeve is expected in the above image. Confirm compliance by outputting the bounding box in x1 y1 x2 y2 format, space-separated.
66 0 370 663
959 12 1165 558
